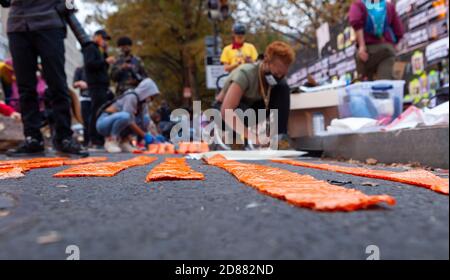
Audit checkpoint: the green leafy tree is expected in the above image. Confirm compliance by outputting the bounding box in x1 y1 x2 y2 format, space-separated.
85 0 229 107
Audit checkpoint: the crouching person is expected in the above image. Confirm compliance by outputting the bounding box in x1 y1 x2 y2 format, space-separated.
96 78 160 153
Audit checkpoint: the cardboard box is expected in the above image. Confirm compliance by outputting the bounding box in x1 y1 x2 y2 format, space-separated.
0 116 24 151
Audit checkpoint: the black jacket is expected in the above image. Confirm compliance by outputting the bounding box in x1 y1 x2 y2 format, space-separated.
82 43 110 88
7 0 66 33
111 54 147 95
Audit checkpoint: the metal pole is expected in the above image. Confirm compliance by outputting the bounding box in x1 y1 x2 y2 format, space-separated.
213 20 219 56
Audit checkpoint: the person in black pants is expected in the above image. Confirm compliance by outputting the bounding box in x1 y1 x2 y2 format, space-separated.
4 0 88 157
82 29 115 149
216 41 295 149
73 66 91 147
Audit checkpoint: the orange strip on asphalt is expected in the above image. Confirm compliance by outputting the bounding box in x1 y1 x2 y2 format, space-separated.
63 157 109 165
205 155 396 212
142 144 176 155
177 142 190 154
272 159 449 195
0 157 110 180
148 144 160 154
177 142 210 154
16 161 65 171
146 158 205 182
142 143 209 155
0 157 68 167
54 156 157 178
1 157 109 173
156 144 171 154
166 144 176 154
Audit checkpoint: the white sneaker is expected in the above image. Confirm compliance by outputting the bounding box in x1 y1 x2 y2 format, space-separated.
119 141 136 153
104 139 122 153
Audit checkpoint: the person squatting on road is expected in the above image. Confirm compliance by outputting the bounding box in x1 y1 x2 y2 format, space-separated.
96 78 161 154
348 0 404 81
216 41 295 149
2 0 88 157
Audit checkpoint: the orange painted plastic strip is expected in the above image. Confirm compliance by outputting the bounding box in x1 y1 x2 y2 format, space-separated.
143 143 209 155
146 158 205 182
54 156 157 178
143 144 176 155
166 144 176 154
0 157 109 172
0 157 110 179
16 161 65 171
63 157 109 166
206 155 395 212
0 157 68 167
177 142 190 154
177 142 210 154
273 159 449 195
148 144 160 154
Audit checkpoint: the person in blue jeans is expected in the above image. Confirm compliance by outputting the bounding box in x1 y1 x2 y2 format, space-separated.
96 78 160 153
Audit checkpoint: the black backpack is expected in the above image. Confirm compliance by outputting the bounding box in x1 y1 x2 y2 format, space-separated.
96 91 142 119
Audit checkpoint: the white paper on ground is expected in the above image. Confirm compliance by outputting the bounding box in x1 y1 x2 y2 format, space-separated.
326 118 380 134
385 102 449 131
384 106 424 131
423 102 449 126
187 150 308 161
0 168 25 180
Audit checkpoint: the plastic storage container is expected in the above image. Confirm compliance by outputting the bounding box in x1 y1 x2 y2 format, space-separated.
338 80 406 124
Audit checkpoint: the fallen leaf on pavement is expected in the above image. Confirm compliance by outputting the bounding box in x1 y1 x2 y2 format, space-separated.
327 180 352 186
36 231 62 245
245 202 261 209
0 210 10 218
362 182 380 187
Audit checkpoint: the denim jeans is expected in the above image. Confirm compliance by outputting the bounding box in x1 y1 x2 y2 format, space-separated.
96 112 149 138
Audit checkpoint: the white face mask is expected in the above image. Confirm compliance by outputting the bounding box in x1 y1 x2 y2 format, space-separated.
265 74 279 87
263 61 284 86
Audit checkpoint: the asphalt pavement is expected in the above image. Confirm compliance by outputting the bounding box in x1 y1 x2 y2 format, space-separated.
0 153 448 260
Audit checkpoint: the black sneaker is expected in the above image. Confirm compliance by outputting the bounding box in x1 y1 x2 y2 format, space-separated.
6 137 45 157
55 138 90 158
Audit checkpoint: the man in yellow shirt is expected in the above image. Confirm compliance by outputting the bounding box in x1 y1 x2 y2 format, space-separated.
221 23 258 73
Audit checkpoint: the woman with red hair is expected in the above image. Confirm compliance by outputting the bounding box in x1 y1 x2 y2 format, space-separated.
216 41 296 149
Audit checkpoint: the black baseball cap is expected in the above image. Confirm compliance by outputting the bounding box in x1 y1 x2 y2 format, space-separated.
117 36 133 47
232 23 246 35
94 29 111 40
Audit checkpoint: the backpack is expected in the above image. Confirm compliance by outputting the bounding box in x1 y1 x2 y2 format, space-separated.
96 91 142 119
364 1 398 43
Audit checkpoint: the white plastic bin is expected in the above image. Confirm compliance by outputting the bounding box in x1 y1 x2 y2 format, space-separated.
339 80 406 124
